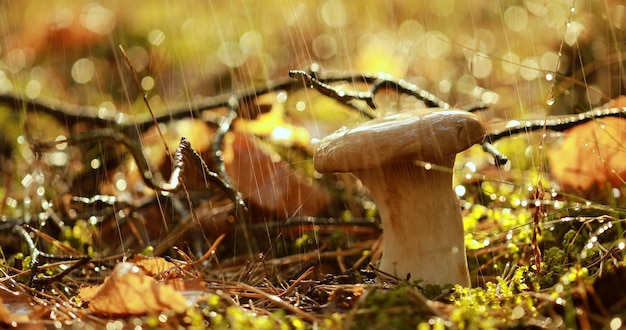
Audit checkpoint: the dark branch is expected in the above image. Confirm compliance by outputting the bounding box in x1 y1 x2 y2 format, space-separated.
486 108 626 143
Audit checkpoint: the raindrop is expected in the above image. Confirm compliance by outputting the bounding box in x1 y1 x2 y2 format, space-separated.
90 158 101 169
320 0 348 27
276 91 288 103
147 29 166 46
114 173 127 191
612 188 621 198
80 3 116 35
217 41 247 68
89 216 98 225
312 34 338 60
511 306 525 320
55 135 68 150
519 58 539 80
0 70 13 92
503 6 529 32
438 80 451 93
6 197 17 209
47 152 68 166
501 52 520 73
21 174 34 188
455 185 466 197
25 80 41 99
141 76 154 91
71 58 95 84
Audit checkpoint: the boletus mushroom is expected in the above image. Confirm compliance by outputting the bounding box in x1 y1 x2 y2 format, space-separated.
313 109 485 286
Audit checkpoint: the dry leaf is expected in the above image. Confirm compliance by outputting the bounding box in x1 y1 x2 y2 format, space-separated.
133 256 177 277
88 262 189 316
548 116 626 198
223 131 331 216
165 278 208 305
0 295 11 325
235 100 312 147
0 285 40 325
77 284 102 305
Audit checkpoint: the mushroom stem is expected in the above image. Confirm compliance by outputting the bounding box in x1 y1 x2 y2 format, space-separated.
356 157 470 286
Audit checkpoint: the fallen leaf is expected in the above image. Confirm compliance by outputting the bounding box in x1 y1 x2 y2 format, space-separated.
548 116 626 198
165 278 208 306
88 262 189 316
0 295 11 325
77 284 102 305
222 131 331 216
149 118 332 218
235 100 312 147
0 284 42 325
133 256 177 277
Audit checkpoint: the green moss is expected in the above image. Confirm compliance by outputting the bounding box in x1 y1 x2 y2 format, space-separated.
451 276 538 329
59 219 95 256
536 246 567 288
349 283 444 330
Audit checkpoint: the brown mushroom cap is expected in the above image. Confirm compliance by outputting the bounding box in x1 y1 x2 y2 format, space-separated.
314 109 485 173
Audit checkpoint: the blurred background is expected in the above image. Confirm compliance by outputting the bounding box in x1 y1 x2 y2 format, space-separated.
2 0 623 119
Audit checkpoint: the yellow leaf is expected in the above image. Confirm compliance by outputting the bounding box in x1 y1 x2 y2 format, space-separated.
133 256 177 277
89 262 189 316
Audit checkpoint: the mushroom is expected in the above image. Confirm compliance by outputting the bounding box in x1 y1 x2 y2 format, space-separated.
313 109 485 286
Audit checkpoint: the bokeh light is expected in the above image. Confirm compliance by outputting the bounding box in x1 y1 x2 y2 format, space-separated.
71 58 95 84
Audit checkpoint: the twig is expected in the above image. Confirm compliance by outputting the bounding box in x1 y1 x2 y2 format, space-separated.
187 234 226 267
290 66 508 165
485 107 626 143
237 282 322 324
280 266 316 297
14 225 91 287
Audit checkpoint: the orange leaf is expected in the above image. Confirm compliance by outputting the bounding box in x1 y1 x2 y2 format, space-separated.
548 117 626 197
78 284 102 305
88 262 189 316
133 256 177 277
223 131 331 216
0 285 40 325
0 296 11 325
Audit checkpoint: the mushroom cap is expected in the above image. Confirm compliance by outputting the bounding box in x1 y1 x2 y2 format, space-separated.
314 108 485 173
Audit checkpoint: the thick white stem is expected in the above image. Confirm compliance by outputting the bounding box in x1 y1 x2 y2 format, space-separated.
356 157 470 286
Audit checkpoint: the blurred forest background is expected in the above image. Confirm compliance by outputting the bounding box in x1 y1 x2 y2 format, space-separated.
4 0 619 118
